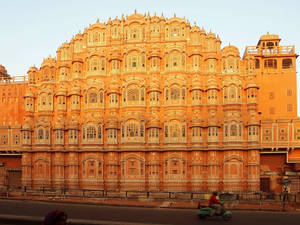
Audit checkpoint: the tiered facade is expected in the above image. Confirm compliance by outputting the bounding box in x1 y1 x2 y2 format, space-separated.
0 12 299 192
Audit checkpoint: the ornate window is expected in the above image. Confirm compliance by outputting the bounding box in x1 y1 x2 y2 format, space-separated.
38 128 44 140
72 62 82 78
230 124 237 136
109 93 118 108
87 126 96 139
149 91 160 106
148 128 159 144
248 126 259 141
121 121 145 143
191 127 202 142
124 86 145 106
207 127 218 142
36 127 50 145
1 134 8 145
207 59 216 73
56 96 66 111
111 60 120 74
38 92 53 111
128 88 139 101
59 67 69 81
25 97 34 112
164 121 186 143
61 48 70 61
165 86 186 105
192 55 200 71
150 57 160 72
74 40 82 53
171 88 180 100
107 129 117 144
125 53 146 72
70 95 80 110
22 131 31 145
191 90 201 105
207 89 218 104
68 130 78 144
89 92 97 103
91 57 99 71
247 88 257 103
82 124 103 144
87 30 106 46
55 130 64 145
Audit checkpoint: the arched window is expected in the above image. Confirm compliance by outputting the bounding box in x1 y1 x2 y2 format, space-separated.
171 88 180 100
38 128 44 140
230 124 237 136
87 126 96 139
170 124 180 137
128 88 139 101
91 57 99 71
229 86 237 100
282 59 292 69
89 92 97 103
127 123 139 137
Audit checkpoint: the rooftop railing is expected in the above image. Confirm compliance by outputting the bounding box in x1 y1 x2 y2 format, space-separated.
243 46 295 58
0 76 28 84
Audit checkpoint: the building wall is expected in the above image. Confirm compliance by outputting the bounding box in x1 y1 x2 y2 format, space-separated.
0 13 299 192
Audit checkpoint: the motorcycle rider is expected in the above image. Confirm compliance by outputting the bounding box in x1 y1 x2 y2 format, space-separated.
209 191 224 215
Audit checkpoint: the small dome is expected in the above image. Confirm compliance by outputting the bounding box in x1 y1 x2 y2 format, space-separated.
222 45 240 56
41 57 56 68
27 66 38 73
207 32 216 39
191 25 200 33
259 33 280 41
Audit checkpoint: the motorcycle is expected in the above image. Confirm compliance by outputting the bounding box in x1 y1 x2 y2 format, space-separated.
197 202 232 221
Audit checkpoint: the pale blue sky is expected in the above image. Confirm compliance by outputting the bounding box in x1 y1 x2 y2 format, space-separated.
0 0 299 114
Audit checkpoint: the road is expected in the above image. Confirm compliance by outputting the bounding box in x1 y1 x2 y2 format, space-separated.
0 199 299 225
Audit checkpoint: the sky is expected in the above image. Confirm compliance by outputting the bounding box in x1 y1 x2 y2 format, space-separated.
0 0 299 114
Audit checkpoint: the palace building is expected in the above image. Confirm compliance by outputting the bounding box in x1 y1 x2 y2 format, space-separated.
0 12 299 193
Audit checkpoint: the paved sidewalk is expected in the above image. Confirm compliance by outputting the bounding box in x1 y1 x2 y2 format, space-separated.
1 192 298 212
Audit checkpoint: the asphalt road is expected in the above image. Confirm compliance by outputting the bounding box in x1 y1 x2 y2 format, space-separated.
0 199 299 225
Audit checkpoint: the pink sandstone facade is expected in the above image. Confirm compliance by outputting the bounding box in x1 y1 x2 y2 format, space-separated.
0 12 299 192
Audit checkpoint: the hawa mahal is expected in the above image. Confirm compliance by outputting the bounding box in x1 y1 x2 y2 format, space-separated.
0 12 299 193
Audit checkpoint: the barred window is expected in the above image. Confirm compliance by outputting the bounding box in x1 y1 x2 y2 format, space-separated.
255 59 260 69
264 59 277 68
282 59 292 69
